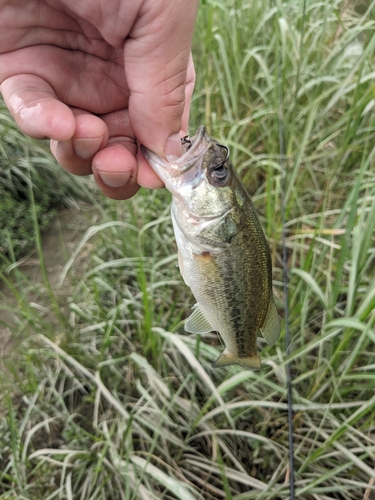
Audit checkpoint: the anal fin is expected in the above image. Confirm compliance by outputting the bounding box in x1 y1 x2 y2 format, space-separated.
185 303 214 335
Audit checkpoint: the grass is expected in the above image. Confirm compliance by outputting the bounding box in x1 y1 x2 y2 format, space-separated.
0 98 95 268
1 0 375 498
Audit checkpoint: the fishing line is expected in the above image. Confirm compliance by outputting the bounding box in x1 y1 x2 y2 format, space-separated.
277 51 296 499
278 3 307 495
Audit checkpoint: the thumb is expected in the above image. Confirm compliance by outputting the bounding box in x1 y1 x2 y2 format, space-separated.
124 0 198 159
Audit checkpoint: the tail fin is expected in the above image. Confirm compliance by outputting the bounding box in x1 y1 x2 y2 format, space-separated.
212 350 261 370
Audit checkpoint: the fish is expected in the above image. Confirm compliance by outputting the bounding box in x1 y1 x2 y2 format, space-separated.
141 126 280 369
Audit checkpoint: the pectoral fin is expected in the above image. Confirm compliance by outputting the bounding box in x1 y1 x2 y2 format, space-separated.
212 350 261 370
185 304 214 335
260 298 280 347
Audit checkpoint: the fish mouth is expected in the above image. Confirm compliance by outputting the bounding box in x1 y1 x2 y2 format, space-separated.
140 126 210 179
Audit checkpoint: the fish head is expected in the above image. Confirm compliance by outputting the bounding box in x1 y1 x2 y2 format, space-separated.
141 127 246 251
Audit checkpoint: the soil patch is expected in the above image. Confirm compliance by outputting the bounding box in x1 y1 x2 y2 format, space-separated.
0 205 97 370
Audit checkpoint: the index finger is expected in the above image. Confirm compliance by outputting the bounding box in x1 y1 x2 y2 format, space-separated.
1 74 76 140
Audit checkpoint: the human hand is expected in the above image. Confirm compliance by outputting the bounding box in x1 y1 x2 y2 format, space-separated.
0 0 198 199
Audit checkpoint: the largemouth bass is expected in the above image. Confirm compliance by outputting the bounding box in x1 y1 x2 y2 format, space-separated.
141 127 280 369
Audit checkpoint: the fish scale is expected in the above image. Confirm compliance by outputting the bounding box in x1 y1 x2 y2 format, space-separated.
141 126 280 369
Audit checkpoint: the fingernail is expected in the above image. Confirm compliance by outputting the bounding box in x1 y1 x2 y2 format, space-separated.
97 171 131 188
165 133 182 161
73 137 103 159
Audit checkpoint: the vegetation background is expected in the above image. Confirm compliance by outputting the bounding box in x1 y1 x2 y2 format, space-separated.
1 0 375 498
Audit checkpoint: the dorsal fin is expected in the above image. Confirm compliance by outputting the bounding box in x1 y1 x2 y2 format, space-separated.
184 304 214 334
260 297 280 346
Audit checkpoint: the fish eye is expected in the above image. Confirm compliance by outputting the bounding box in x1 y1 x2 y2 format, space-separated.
208 161 230 185
208 144 230 186
212 163 228 178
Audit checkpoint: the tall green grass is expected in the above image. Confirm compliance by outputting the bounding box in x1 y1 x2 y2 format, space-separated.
0 98 96 268
1 0 375 498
